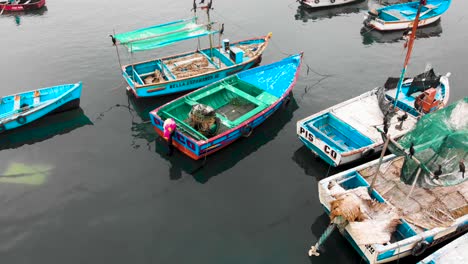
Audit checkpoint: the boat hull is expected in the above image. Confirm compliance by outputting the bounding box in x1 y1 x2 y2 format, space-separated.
299 0 361 9
151 97 289 160
124 36 270 98
0 0 45 11
365 15 442 31
364 0 451 31
317 155 468 264
0 82 82 133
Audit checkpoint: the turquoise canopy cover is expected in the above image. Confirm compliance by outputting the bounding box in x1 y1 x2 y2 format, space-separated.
114 18 218 52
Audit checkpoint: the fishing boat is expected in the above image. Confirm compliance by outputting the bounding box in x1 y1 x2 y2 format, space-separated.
364 0 451 31
0 0 45 12
0 82 82 133
295 0 368 22
111 1 271 98
149 53 303 160
298 0 363 9
308 98 468 263
296 0 450 167
418 233 468 264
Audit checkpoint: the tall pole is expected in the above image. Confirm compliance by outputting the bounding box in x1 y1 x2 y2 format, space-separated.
393 0 426 107
369 135 391 194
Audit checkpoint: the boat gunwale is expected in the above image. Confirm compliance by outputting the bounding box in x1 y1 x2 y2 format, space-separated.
121 35 271 90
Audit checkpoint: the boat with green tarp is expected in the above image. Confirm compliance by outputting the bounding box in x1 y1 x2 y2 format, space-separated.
110 1 271 98
150 53 303 160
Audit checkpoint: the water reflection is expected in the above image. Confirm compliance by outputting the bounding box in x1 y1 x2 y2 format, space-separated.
0 108 92 150
153 97 299 183
1 5 47 26
295 0 368 22
361 19 443 45
126 92 185 150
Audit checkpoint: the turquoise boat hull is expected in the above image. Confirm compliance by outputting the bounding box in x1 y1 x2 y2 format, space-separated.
124 35 271 98
0 82 82 133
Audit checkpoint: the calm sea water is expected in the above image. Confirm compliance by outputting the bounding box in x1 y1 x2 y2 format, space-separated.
0 0 467 263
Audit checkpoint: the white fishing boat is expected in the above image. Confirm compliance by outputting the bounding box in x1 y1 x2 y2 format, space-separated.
364 0 452 31
308 97 468 263
298 0 363 9
296 0 450 167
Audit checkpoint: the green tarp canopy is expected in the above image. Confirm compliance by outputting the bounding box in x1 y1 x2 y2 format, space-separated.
114 17 218 52
390 97 468 188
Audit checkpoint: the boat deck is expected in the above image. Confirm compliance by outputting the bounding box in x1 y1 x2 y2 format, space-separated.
359 157 468 233
331 94 418 143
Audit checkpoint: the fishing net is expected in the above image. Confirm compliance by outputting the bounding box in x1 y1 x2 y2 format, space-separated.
389 97 468 188
383 68 441 95
188 104 219 137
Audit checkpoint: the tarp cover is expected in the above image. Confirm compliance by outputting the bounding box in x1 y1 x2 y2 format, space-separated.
390 97 468 188
114 18 218 52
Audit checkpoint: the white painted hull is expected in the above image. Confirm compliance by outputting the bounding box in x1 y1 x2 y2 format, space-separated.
365 15 442 31
299 0 361 9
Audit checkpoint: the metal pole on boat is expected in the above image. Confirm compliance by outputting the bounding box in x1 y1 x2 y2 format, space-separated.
369 134 391 194
205 0 214 60
405 166 422 203
112 29 123 70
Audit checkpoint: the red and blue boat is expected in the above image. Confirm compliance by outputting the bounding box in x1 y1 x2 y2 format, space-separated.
0 0 45 12
150 53 303 160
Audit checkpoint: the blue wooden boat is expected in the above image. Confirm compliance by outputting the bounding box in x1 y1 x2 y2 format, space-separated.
418 233 468 264
111 9 271 98
0 82 82 133
149 53 303 160
365 0 452 31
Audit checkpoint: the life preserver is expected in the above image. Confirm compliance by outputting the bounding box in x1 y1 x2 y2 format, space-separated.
282 95 291 109
315 0 319 3
241 125 253 137
17 115 27 125
0 123 5 133
411 240 429 256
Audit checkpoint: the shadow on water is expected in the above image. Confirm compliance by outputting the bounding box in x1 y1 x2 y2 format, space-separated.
361 19 443 45
292 145 382 180
126 92 188 150
295 0 368 23
150 97 300 183
0 107 92 150
0 6 47 26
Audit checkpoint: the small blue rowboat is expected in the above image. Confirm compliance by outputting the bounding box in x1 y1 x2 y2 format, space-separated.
0 82 82 133
365 0 452 31
150 53 303 160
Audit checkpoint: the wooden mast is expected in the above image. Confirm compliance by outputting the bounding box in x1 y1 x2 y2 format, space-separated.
393 0 427 107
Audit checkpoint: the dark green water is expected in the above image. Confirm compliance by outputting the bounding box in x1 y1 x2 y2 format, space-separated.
0 0 466 263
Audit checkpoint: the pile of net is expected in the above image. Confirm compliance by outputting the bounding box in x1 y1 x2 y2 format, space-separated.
327 181 401 245
389 97 468 188
384 68 441 96
165 54 212 79
144 70 164 84
188 104 219 137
